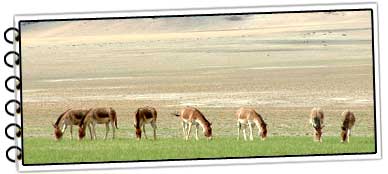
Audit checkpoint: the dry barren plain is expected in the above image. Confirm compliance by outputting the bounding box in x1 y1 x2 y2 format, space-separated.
20 11 375 149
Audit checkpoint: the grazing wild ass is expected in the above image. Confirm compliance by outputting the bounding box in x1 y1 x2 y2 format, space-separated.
133 106 158 140
236 107 268 141
340 110 356 143
173 106 212 140
309 108 325 142
78 107 118 140
52 109 88 140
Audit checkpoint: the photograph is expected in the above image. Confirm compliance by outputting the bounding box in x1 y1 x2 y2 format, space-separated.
19 9 376 165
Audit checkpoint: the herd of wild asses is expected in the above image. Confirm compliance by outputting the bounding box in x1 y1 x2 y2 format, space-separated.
52 106 356 143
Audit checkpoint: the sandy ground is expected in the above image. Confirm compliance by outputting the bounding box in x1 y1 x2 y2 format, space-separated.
20 10 375 139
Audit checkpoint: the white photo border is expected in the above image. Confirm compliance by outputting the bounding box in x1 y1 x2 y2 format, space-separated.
13 2 381 173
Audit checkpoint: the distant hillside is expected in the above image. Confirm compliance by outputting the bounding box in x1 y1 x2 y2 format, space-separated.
20 11 371 43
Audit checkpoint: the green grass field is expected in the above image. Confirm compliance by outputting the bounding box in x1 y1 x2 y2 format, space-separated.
23 136 375 164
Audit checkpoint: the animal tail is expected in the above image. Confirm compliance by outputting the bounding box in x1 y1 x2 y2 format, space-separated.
153 108 158 121
342 110 351 127
313 116 321 129
111 108 118 129
310 108 318 128
171 111 180 117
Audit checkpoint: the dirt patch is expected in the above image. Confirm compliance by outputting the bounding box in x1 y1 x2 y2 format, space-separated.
20 11 375 140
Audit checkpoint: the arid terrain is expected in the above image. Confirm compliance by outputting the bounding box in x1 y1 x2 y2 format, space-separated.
20 10 375 142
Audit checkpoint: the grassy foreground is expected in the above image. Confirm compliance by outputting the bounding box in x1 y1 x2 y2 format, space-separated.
23 136 375 164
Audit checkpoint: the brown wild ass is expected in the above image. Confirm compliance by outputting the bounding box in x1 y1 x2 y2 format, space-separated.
52 109 88 140
133 106 158 140
173 106 212 140
78 107 118 140
309 108 325 143
236 107 268 141
340 110 356 143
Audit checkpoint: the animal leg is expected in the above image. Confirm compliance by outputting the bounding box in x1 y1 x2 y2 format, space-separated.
195 124 199 141
104 123 109 140
151 121 157 140
70 125 73 140
88 124 93 140
61 124 67 133
111 121 115 139
181 122 187 139
92 123 97 140
256 124 261 138
143 124 147 139
242 125 247 141
248 122 254 141
347 129 351 143
237 122 241 140
186 122 193 141
312 130 316 141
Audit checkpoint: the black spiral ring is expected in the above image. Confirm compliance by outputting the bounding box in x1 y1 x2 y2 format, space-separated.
5 100 21 117
4 27 20 44
5 124 22 140
6 146 22 163
4 27 22 164
5 76 21 93
4 51 20 68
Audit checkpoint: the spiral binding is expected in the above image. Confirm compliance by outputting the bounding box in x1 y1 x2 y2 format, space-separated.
5 76 21 93
4 51 20 68
5 99 21 116
6 146 22 163
4 27 20 44
4 27 22 163
5 123 22 140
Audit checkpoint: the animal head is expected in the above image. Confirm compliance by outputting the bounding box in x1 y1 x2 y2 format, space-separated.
204 122 212 140
78 126 86 140
134 108 142 140
52 109 72 140
77 108 93 140
340 126 347 142
135 128 142 140
52 124 63 140
260 123 268 140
